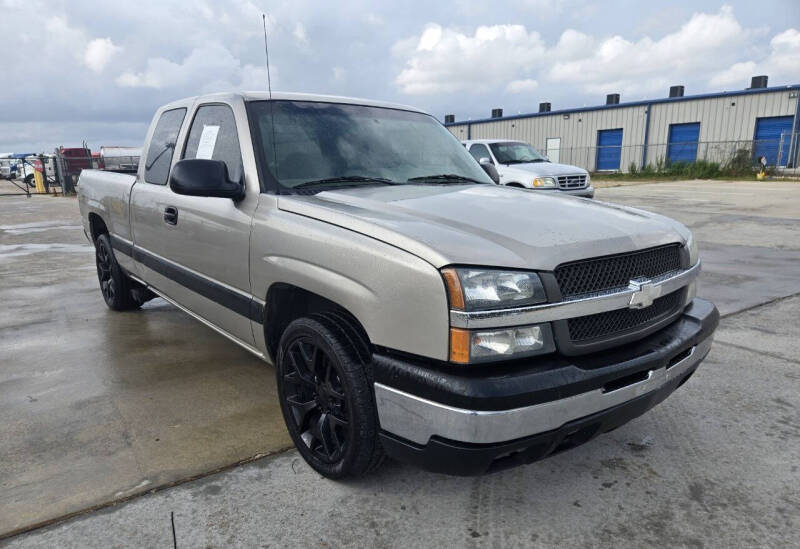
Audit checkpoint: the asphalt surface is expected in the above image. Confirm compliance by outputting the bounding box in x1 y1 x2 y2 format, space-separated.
2 180 799 547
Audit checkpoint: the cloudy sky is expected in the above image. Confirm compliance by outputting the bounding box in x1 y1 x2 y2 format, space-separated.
2 0 799 152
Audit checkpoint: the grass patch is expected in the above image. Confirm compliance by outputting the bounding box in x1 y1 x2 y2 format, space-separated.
592 151 782 181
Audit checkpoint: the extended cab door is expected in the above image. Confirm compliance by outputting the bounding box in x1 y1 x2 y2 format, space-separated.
130 102 259 347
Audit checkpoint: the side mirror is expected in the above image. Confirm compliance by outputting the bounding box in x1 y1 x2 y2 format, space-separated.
479 157 493 166
480 161 500 184
169 159 244 199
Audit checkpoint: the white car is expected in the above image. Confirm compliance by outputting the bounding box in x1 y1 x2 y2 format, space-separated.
463 139 594 198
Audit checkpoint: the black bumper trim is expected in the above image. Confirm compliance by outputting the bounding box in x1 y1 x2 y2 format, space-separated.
379 357 702 476
372 298 718 412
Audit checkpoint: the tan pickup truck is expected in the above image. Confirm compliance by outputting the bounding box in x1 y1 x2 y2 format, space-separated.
78 92 717 478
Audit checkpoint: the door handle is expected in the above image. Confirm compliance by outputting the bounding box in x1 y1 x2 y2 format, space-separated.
163 206 178 225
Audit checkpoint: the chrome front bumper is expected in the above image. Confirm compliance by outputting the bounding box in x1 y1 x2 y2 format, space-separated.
375 334 713 446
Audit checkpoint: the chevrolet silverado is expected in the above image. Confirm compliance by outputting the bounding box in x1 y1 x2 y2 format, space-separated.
78 92 717 478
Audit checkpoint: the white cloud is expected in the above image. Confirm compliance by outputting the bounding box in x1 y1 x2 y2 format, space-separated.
391 5 799 102
293 22 308 43
710 28 800 88
116 43 258 92
709 61 758 88
394 24 546 95
547 6 744 87
84 38 121 72
506 79 539 94
332 66 347 82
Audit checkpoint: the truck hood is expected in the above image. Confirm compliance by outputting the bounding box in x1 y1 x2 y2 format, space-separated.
500 161 587 177
277 184 689 270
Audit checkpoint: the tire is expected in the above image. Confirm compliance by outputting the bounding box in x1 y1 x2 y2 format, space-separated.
94 234 140 311
25 174 34 188
276 315 384 479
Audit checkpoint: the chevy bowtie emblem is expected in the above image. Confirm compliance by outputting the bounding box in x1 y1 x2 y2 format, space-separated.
628 277 661 309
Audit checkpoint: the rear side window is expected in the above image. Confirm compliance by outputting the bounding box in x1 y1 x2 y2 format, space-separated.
144 108 186 185
183 104 243 183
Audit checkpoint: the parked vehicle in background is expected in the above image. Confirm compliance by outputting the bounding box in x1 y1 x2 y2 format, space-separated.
58 145 95 188
0 153 37 186
0 157 17 180
78 92 716 479
463 139 594 198
99 146 141 173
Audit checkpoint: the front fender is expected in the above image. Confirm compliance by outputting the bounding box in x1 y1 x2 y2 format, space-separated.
250 205 450 361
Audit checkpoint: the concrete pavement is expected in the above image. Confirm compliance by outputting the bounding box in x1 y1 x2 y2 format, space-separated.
6 296 799 547
2 179 799 546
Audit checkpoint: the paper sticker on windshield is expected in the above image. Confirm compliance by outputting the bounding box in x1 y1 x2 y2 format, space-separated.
195 125 220 159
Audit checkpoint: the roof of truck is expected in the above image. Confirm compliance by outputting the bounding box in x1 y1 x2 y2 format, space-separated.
160 91 427 115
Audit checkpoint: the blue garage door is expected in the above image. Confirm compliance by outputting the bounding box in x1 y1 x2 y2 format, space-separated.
754 116 794 166
667 122 700 163
596 129 623 170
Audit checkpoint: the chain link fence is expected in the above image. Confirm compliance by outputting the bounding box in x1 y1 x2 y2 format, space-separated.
0 148 140 198
542 133 799 175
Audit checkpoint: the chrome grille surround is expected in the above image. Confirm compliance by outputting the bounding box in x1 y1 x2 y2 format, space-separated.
556 174 587 189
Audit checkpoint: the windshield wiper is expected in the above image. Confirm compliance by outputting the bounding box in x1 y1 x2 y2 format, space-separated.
293 175 399 189
407 174 484 184
504 159 545 165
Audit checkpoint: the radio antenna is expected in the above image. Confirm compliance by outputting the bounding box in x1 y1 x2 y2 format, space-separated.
262 14 273 99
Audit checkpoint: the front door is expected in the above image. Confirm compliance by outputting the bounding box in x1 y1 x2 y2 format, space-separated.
131 103 258 346
546 138 561 163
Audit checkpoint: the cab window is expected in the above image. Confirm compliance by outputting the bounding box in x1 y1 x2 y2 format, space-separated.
144 108 186 185
183 104 243 183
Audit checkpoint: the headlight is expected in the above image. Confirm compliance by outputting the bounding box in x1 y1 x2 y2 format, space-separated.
686 233 699 266
450 324 555 364
532 176 556 188
441 268 546 311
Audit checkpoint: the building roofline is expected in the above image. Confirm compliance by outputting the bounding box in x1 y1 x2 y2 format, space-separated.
444 84 800 126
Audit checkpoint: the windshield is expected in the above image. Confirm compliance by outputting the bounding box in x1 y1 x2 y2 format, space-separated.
489 142 549 164
249 101 493 190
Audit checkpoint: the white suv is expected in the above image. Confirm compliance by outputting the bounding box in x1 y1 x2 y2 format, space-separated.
464 139 594 198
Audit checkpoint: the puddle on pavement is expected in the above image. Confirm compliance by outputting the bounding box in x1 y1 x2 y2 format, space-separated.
0 243 93 259
0 221 83 235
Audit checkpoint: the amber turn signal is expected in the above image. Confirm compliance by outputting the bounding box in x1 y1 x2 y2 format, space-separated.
449 327 471 364
441 268 465 310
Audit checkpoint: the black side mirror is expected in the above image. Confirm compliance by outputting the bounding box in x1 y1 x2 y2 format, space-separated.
480 161 500 184
169 159 244 199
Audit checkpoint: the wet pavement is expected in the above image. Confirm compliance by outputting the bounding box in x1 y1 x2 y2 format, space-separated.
1 180 799 546
0 194 290 538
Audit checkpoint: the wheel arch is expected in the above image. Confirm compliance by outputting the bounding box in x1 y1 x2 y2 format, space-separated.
263 283 371 364
88 212 109 242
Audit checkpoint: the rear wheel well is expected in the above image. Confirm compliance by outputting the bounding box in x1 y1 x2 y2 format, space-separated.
264 284 371 363
88 213 108 242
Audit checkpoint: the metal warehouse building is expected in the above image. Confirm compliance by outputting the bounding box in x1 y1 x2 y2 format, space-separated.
445 76 800 173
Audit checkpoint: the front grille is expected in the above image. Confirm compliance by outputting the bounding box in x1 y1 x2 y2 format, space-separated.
557 174 587 189
555 244 682 298
567 290 683 342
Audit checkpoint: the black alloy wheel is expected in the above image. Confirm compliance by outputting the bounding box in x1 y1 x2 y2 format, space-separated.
94 234 139 311
96 239 116 303
283 336 350 463
276 316 384 478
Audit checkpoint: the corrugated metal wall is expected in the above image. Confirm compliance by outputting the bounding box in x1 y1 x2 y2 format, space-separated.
446 88 799 172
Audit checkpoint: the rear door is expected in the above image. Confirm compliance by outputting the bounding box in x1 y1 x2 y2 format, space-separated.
131 102 259 346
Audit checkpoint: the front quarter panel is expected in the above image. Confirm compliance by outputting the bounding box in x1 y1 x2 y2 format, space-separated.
250 195 450 361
